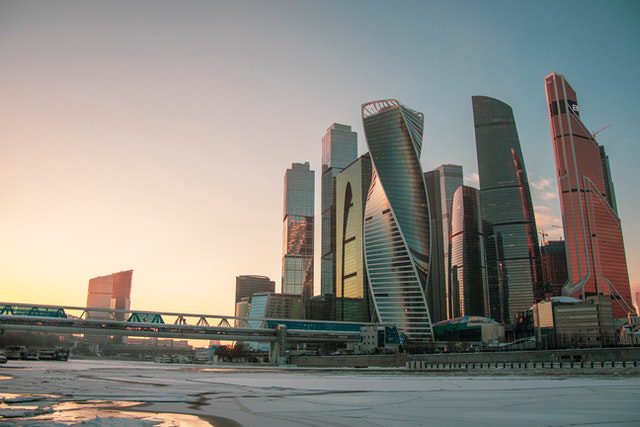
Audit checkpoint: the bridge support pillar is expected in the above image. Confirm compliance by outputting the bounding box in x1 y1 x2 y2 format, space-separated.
269 324 287 365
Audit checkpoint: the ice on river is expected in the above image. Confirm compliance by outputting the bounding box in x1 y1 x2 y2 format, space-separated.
1 359 639 426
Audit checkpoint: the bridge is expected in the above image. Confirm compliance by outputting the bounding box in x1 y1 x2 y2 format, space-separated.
0 302 371 364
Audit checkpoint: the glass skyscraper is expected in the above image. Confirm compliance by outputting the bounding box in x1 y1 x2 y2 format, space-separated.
362 99 433 342
321 124 358 297
424 164 463 322
545 73 635 318
449 185 488 318
335 153 372 322
473 96 542 324
282 162 315 303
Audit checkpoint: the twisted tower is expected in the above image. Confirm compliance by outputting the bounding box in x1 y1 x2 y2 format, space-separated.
362 99 433 342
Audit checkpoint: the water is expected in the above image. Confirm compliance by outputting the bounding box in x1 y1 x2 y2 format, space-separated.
0 395 213 426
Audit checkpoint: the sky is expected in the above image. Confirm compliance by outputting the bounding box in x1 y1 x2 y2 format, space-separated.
1 0 639 316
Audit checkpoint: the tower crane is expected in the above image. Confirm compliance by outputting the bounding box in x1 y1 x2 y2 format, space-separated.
592 124 610 139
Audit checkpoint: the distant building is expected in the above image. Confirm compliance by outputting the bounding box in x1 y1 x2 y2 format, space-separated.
308 294 336 321
234 297 250 326
532 295 615 348
282 162 315 302
362 99 433 342
335 153 372 323
449 185 488 318
424 164 463 322
86 270 133 321
540 240 568 297
85 270 133 345
249 293 305 321
321 124 358 297
433 316 505 343
545 73 635 318
235 275 275 303
473 96 543 324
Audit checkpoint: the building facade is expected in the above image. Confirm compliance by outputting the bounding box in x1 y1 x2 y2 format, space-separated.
545 73 635 319
532 295 615 348
424 164 463 322
362 99 434 342
473 95 543 324
85 270 133 345
282 162 315 302
449 185 488 317
235 275 275 303
540 240 568 298
248 293 305 321
321 124 358 297
86 270 133 320
335 153 373 322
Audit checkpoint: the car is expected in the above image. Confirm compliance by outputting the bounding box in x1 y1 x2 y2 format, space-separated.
0 355 7 364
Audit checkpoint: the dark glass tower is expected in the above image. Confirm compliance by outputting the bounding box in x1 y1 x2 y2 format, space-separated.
449 185 488 317
472 96 542 324
424 164 463 321
282 162 315 304
362 99 433 342
321 124 358 298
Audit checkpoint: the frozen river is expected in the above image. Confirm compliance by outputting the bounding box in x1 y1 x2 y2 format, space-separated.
1 359 639 426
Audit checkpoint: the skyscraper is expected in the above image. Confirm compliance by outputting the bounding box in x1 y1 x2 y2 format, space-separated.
540 240 568 298
362 99 433 342
473 96 543 324
85 270 133 345
235 275 275 303
86 270 133 320
424 164 463 322
321 124 358 297
545 73 635 318
282 162 315 303
335 153 372 322
449 185 488 317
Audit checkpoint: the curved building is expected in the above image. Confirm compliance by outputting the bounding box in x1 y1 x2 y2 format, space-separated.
472 96 542 324
449 185 488 318
545 73 635 318
362 99 433 342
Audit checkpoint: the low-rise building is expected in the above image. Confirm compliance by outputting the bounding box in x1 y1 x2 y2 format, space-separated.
532 295 615 348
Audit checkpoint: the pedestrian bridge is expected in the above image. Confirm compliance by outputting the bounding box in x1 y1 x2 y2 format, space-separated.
0 302 369 363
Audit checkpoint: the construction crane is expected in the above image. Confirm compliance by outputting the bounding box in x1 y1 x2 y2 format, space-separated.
538 230 548 245
592 124 610 139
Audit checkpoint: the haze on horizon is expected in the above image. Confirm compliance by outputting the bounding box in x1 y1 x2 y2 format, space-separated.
1 0 639 316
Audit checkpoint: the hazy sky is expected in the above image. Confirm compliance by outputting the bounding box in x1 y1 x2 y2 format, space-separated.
1 0 639 315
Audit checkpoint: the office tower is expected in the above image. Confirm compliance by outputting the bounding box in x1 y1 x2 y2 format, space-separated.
599 146 618 215
473 96 543 324
86 270 133 320
321 124 358 297
545 73 635 318
449 185 488 317
335 153 372 322
282 162 315 302
234 297 250 326
85 270 133 345
235 275 275 303
248 293 305 320
362 99 433 342
540 240 568 297
424 164 463 322
308 294 336 321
